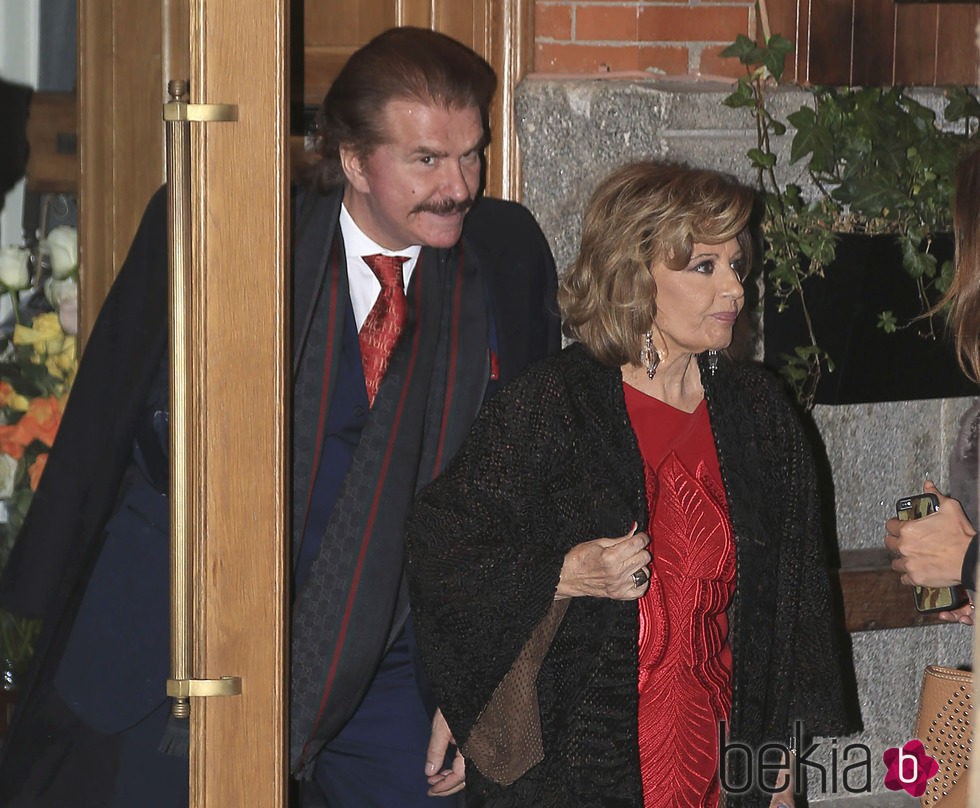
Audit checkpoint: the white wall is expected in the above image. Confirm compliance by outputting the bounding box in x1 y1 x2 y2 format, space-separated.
0 1 40 248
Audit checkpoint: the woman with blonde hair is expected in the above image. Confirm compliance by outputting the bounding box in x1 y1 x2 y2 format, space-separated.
940 147 980 383
407 159 854 807
886 147 980 611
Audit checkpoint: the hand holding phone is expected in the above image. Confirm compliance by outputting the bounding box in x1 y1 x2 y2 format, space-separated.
895 493 970 613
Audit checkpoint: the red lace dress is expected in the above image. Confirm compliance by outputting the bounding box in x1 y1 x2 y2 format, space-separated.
623 383 736 808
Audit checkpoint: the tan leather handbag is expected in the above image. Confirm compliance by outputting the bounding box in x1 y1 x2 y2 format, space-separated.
914 665 973 808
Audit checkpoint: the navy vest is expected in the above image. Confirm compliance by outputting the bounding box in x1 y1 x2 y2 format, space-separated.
293 299 368 593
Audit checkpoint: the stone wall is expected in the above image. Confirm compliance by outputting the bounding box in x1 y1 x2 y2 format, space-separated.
516 76 975 800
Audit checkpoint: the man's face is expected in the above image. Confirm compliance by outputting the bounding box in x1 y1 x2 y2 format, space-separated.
340 98 485 250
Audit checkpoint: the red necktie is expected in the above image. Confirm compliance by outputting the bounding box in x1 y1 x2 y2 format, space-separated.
359 253 409 406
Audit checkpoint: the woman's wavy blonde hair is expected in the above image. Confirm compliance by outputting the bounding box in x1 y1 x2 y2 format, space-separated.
558 159 757 367
932 147 980 381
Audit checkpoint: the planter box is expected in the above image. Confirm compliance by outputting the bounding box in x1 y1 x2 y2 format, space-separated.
763 233 980 404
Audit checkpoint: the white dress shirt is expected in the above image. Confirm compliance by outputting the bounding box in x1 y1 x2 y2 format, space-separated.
339 204 421 332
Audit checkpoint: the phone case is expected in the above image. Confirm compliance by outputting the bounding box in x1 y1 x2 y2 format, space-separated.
896 493 969 613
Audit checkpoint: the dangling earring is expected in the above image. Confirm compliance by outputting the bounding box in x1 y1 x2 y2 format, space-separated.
707 349 719 376
643 331 661 379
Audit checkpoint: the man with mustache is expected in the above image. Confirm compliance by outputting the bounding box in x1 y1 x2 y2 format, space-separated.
0 25 558 808
288 27 560 806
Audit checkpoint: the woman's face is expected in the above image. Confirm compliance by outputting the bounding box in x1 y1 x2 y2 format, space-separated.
650 237 745 358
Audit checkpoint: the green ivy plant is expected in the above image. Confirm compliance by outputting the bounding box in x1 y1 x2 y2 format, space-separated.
722 33 979 409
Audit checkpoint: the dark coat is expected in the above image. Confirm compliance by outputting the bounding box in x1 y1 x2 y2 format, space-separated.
288 187 561 771
0 187 173 807
407 342 857 808
0 185 560 804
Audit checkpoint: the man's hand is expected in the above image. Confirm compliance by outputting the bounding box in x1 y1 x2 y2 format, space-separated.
884 480 976 587
425 708 465 797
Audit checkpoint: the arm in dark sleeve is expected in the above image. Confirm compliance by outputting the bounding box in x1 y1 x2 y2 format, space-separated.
0 186 169 619
406 364 571 747
763 375 860 740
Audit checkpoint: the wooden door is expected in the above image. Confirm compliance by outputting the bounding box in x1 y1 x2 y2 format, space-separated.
765 0 979 85
77 1 169 341
79 1 289 806
77 1 534 805
177 1 289 805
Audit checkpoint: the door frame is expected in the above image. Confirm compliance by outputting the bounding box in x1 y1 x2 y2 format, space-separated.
75 2 533 804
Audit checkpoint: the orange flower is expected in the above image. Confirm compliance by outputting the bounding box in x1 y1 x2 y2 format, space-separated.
28 452 48 491
12 396 61 448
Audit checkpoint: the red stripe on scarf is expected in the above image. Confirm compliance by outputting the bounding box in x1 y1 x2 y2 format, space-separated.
309 267 426 735
432 248 465 474
301 240 342 542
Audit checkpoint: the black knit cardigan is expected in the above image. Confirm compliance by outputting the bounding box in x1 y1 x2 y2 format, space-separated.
406 343 855 808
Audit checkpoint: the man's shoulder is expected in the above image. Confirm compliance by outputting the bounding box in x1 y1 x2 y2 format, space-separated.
292 183 343 230
462 196 546 246
465 195 534 221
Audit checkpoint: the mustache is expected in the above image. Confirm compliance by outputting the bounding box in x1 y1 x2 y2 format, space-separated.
412 198 473 216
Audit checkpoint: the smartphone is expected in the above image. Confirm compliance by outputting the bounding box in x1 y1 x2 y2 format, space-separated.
896 493 970 613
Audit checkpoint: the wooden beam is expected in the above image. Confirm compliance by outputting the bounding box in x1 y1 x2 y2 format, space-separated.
837 549 946 632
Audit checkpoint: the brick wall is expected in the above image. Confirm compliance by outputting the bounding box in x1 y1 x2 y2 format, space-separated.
534 1 755 78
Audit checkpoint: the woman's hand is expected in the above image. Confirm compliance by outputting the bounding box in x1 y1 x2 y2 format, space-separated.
884 480 976 587
938 602 975 626
555 524 651 600
425 709 465 797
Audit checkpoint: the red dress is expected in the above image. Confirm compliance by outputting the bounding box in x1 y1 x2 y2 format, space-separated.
623 383 736 808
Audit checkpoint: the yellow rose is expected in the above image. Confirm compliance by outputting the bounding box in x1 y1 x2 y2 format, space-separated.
14 312 65 356
46 340 78 382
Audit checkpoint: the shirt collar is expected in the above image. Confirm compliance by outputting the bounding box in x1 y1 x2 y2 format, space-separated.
339 204 423 266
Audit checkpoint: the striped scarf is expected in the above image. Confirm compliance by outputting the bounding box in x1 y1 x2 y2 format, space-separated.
289 188 491 776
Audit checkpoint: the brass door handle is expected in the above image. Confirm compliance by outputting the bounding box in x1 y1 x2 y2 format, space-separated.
164 79 240 720
167 676 243 699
